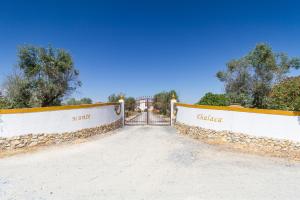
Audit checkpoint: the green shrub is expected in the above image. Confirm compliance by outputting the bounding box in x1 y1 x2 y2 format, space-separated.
108 93 122 103
267 76 300 111
66 97 93 105
0 97 10 109
153 90 178 116
108 93 136 111
125 97 136 111
197 92 230 106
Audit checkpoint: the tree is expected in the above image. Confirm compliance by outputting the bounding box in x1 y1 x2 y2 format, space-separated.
108 93 124 103
79 98 93 104
4 72 31 108
107 93 135 111
125 97 136 111
216 58 252 106
66 97 93 105
66 98 77 105
4 45 81 108
267 76 300 111
153 90 178 116
217 43 300 108
197 92 230 106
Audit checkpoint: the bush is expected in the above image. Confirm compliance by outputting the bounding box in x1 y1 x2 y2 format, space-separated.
267 76 300 111
197 92 230 106
0 97 10 109
66 98 93 105
125 97 136 111
108 93 125 103
108 93 136 111
153 90 178 116
4 73 32 108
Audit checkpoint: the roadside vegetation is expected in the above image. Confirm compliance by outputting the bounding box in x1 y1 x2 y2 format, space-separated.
197 93 230 106
0 45 82 109
2 43 300 112
65 98 93 105
153 90 178 116
267 76 300 111
198 43 300 111
108 93 136 117
108 93 136 111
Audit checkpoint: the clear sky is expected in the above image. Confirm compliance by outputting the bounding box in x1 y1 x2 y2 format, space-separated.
1 0 300 103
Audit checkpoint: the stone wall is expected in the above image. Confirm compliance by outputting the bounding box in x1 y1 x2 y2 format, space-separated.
175 122 300 161
0 119 122 151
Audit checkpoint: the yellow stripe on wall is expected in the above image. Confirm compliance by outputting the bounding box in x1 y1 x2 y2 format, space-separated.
0 103 119 114
176 103 300 116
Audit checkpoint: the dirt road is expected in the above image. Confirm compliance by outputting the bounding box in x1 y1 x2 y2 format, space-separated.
1 126 300 200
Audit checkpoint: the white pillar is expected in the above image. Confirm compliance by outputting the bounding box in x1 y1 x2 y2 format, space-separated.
118 96 125 126
170 94 177 126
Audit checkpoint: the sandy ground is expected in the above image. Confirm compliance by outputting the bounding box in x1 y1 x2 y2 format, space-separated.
1 126 300 200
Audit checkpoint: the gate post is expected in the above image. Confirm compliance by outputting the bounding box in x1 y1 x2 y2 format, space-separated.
170 94 177 126
118 96 125 126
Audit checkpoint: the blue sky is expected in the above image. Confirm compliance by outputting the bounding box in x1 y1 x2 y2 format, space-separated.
1 0 300 103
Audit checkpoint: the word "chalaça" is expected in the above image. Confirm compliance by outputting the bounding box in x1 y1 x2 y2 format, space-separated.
197 114 223 123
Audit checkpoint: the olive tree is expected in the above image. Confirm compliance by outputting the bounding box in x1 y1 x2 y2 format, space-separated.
5 45 81 108
217 43 300 108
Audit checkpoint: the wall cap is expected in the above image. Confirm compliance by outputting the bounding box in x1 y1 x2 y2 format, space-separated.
176 103 300 116
0 102 120 114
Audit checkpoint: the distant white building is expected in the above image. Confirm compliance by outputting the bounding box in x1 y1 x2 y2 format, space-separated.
135 97 153 112
136 99 147 111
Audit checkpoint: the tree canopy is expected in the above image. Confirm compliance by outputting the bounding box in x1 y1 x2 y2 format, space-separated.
125 97 136 111
153 90 178 116
108 93 125 103
4 45 81 108
108 93 136 111
217 43 300 108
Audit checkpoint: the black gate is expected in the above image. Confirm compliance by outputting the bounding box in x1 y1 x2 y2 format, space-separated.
125 96 171 126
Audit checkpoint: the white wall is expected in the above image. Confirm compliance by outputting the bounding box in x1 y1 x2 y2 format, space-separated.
176 105 300 142
0 104 122 138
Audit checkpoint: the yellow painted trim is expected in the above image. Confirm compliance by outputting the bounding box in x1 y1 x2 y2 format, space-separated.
175 103 300 116
0 103 120 114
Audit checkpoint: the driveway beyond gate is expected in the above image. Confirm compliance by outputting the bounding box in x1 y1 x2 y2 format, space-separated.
1 126 300 200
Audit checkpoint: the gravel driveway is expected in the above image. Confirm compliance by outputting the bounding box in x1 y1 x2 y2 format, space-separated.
1 126 300 200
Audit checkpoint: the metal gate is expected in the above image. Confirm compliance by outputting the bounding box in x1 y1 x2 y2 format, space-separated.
125 96 171 126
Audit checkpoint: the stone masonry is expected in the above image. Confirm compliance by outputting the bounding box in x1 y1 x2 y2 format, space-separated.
0 119 122 151
175 122 300 161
